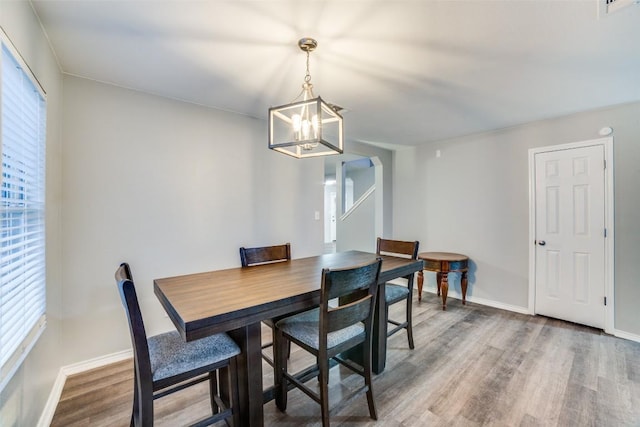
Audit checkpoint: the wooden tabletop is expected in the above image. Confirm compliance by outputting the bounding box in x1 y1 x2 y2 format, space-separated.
418 251 469 262
154 250 423 342
153 250 424 427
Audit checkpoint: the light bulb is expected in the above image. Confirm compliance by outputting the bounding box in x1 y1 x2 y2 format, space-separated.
292 114 301 131
292 114 302 141
302 119 311 140
312 115 319 138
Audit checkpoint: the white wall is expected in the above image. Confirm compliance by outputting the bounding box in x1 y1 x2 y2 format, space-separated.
60 76 325 363
347 141 394 239
332 141 394 253
337 192 378 253
393 101 640 336
0 2 64 426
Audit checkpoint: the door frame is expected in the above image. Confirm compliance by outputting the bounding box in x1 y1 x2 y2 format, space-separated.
527 137 614 333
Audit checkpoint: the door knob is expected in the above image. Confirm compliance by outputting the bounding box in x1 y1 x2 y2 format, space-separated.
538 240 546 246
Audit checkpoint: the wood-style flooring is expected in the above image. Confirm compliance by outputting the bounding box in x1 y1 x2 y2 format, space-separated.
50 295 640 426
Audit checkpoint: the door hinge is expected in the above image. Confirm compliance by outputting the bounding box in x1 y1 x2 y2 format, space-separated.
604 228 607 238
604 159 607 169
604 296 607 306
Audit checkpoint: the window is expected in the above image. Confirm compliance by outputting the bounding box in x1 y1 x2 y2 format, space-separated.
0 32 47 391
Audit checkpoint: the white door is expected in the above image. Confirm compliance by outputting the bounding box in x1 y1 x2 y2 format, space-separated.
534 144 606 328
330 191 336 241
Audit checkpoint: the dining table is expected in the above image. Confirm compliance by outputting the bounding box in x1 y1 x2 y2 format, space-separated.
154 250 424 427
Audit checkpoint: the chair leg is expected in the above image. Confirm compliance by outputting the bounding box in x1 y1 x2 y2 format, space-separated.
406 294 415 350
228 359 240 427
384 302 391 339
270 325 292 358
209 370 220 414
130 375 138 427
263 328 292 367
363 343 377 421
274 328 288 411
132 374 153 427
138 380 154 426
130 393 136 426
319 357 330 427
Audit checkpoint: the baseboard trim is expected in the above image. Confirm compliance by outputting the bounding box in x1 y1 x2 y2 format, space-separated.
36 368 66 427
613 329 640 343
420 289 530 315
60 349 133 377
37 349 132 427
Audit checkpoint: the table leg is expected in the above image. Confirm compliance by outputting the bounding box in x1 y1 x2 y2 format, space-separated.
417 270 424 302
461 270 468 305
372 282 387 374
440 272 449 310
228 322 263 427
436 272 442 297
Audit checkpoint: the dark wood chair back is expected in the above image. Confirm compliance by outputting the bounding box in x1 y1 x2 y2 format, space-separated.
375 237 420 350
115 262 239 426
240 243 291 267
273 258 383 425
320 258 382 344
239 242 294 368
114 262 153 417
376 237 419 260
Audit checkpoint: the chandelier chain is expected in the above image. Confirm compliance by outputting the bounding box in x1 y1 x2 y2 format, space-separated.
304 50 312 83
290 49 314 103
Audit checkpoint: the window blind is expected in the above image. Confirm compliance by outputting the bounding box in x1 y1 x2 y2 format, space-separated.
0 34 47 391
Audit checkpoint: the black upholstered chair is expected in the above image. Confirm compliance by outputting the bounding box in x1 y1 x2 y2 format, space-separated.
376 237 420 349
239 243 291 366
115 262 240 427
274 258 382 427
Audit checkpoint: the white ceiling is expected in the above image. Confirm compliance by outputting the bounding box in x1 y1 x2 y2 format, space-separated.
31 0 640 148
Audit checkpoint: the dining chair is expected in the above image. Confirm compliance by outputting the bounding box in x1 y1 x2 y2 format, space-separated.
273 258 383 427
376 237 420 349
115 262 240 427
239 243 292 367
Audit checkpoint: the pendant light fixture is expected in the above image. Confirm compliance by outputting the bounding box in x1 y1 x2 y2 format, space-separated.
268 38 344 158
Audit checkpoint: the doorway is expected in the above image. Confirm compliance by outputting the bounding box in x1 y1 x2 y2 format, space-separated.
528 137 614 332
324 154 382 254
323 178 337 254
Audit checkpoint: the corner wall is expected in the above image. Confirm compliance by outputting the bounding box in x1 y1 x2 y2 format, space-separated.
340 140 394 247
0 2 64 426
60 76 325 362
393 101 640 336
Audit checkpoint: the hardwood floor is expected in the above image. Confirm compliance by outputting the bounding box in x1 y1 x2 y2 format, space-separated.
50 295 640 426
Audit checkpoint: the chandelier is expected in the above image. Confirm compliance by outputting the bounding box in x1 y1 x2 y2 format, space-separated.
268 38 344 158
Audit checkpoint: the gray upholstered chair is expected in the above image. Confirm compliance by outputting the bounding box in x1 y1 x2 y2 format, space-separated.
115 262 240 427
376 237 420 349
273 258 382 427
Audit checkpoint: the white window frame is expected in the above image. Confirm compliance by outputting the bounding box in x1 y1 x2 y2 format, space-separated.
0 29 47 392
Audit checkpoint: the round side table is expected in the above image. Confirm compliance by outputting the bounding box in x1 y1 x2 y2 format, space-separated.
417 252 469 310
